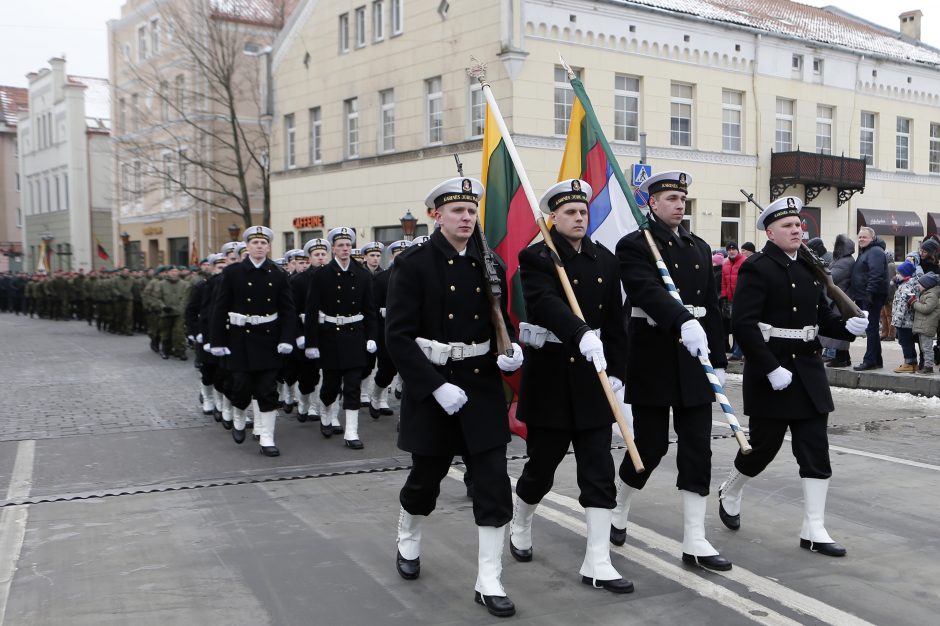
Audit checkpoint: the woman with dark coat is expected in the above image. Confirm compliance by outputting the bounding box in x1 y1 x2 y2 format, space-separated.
822 235 855 367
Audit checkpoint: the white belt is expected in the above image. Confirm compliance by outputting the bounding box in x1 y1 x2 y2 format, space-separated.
519 322 601 349
300 313 306 323
631 305 705 327
416 337 491 365
318 311 364 325
758 322 818 342
228 312 278 326
380 307 386 318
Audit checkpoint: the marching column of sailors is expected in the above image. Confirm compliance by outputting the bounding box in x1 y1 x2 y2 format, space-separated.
181 171 868 618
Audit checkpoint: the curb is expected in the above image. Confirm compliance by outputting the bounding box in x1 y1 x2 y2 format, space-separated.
725 361 940 398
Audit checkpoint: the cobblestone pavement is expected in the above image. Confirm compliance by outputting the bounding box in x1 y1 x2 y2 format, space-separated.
0 314 207 442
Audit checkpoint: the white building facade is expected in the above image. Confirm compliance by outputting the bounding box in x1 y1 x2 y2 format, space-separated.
268 0 940 259
18 58 112 273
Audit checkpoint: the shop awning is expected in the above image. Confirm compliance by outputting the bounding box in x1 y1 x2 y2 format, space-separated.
856 209 924 237
927 213 940 236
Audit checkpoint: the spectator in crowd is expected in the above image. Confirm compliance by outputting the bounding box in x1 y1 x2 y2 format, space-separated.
906 251 924 277
712 252 725 295
806 238 837 362
740 242 756 257
919 238 940 273
890 261 919 373
849 227 888 370
721 242 745 360
826 235 856 368
881 251 897 341
911 272 940 374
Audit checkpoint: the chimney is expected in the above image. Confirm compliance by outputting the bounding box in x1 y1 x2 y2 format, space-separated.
899 10 923 40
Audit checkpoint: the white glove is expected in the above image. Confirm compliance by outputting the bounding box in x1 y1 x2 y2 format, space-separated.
296 335 305 349
203 343 212 353
714 368 726 388
187 335 195 343
366 339 377 353
277 343 293 355
608 376 624 393
196 333 203 343
432 382 468 415
305 347 320 359
680 319 709 358
767 366 793 391
497 343 524 372
578 331 607 372
211 346 229 357
845 310 869 336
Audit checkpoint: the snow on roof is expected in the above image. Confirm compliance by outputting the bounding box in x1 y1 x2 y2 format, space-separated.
69 75 111 132
0 85 29 127
211 0 300 27
615 0 940 66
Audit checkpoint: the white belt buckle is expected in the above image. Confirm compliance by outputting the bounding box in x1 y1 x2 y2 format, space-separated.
803 325 817 342
450 344 466 361
335 315 346 325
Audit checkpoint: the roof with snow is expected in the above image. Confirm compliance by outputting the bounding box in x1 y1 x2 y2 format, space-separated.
69 75 111 132
0 85 29 128
614 0 940 66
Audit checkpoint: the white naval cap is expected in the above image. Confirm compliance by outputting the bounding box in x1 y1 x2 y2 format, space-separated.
351 248 363 257
424 177 484 210
638 170 692 196
539 178 593 214
243 225 274 243
220 241 240 255
208 253 226 264
303 238 329 254
757 196 803 230
361 241 384 255
387 239 409 254
409 235 431 246
327 226 356 247
234 242 247 254
273 257 288 266
285 248 307 260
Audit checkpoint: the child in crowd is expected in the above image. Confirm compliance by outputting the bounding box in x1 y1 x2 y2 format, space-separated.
891 261 918 373
911 273 940 374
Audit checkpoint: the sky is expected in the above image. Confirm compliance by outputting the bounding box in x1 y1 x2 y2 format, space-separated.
0 0 938 87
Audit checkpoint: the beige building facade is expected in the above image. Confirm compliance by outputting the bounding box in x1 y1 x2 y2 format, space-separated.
0 86 28 272
108 0 293 268
269 0 940 260
17 59 112 273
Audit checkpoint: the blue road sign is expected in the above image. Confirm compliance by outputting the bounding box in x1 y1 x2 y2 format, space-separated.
634 189 649 208
632 163 652 187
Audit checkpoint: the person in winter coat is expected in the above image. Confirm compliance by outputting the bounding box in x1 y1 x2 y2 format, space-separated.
890 261 919 373
911 272 940 374
823 235 856 368
849 228 888 370
721 242 746 359
882 251 897 341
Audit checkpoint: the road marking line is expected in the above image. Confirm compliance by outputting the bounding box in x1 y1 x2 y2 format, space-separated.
448 467 877 626
711 420 940 471
0 440 35 626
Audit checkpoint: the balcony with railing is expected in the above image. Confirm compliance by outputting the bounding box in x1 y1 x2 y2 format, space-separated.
770 150 866 206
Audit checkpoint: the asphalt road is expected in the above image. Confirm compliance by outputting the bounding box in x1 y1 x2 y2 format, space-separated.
1 313 938 625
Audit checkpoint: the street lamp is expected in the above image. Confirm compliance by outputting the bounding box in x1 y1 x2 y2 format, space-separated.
400 210 418 241
228 222 242 241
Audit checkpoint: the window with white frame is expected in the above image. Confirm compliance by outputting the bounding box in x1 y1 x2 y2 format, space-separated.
355 6 366 47
775 98 794 152
373 1 384 42
930 123 940 174
345 98 359 158
426 77 443 145
339 13 349 52
860 111 875 166
150 18 160 55
670 83 693 147
720 202 741 247
138 25 148 61
163 153 174 198
896 117 911 170
379 89 395 152
614 74 639 142
554 65 580 137
391 0 403 35
816 105 833 155
174 74 184 110
309 107 322 164
284 113 296 169
681 199 694 233
469 80 485 138
722 89 742 152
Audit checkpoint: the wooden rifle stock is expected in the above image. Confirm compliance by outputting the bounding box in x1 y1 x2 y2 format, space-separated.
473 220 514 357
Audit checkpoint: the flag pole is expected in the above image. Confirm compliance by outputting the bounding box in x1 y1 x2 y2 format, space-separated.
468 57 644 473
559 55 751 455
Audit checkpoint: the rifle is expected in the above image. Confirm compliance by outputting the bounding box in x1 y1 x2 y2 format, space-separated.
455 154 514 357
739 189 862 320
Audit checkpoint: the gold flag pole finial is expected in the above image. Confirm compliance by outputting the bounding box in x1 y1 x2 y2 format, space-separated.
558 53 575 79
466 56 488 85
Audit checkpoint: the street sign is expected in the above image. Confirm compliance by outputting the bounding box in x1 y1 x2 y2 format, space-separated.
632 163 652 187
634 189 649 208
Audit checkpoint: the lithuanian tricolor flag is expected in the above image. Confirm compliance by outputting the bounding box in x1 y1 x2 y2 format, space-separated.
558 79 646 249
479 106 539 329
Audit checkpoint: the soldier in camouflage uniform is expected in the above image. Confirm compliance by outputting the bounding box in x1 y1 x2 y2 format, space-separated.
154 266 191 360
111 267 136 335
142 268 163 352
